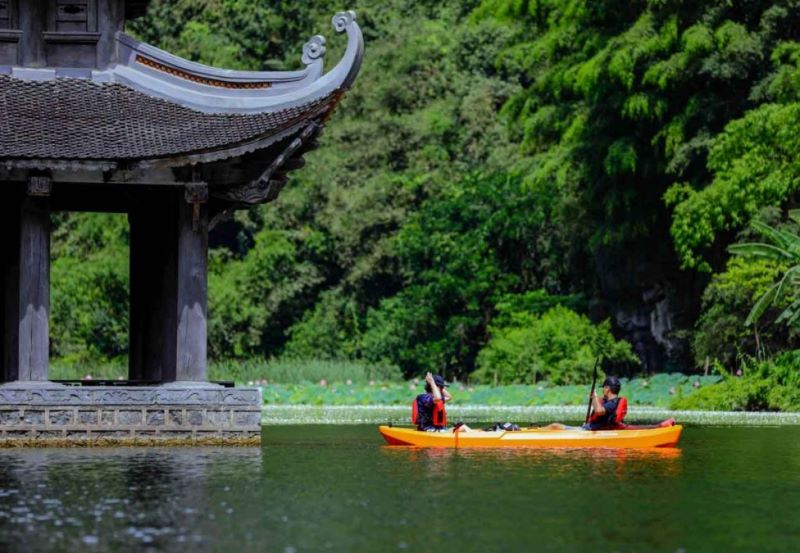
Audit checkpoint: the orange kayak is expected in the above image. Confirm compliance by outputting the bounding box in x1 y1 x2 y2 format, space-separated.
379 425 682 448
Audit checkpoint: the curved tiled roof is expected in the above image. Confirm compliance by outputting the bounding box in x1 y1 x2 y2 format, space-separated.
0 75 332 162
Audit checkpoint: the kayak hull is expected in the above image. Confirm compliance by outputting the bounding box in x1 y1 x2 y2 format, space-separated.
379 425 682 448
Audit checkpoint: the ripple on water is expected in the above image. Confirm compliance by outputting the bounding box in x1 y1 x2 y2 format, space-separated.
0 447 263 550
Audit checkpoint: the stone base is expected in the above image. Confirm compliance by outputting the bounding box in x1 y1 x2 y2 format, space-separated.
0 385 262 446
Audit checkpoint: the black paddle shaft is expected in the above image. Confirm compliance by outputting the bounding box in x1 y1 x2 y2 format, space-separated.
585 357 600 424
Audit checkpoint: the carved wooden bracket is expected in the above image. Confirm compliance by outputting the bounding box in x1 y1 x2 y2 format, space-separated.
212 121 320 206
184 182 208 232
27 175 52 197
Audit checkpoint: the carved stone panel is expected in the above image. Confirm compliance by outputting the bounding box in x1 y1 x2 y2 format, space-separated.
0 386 261 406
0 385 262 444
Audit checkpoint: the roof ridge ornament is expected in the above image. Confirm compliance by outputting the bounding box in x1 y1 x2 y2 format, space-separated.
332 10 357 32
302 35 327 65
301 10 356 66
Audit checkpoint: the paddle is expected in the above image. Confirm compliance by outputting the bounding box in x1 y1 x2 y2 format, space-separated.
584 357 601 425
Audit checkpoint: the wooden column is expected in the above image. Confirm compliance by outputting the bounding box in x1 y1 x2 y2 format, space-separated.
1 177 51 382
175 184 209 382
128 185 209 383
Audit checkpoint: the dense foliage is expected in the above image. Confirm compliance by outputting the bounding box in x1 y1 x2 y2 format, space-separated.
671 351 800 411
48 0 800 401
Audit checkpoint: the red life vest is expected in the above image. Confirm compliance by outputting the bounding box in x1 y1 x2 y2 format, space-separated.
614 397 628 428
433 399 447 427
588 396 627 428
411 397 447 428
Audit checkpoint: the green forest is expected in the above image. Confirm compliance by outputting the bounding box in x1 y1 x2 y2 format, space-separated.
51 0 800 410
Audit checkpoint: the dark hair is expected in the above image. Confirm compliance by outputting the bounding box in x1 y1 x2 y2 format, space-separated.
602 376 621 394
424 383 432 393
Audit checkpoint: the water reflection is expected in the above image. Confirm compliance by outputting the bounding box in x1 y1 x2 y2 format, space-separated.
0 448 261 551
381 445 682 477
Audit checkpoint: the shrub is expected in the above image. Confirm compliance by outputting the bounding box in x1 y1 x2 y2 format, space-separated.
473 305 638 385
670 375 773 411
672 350 800 411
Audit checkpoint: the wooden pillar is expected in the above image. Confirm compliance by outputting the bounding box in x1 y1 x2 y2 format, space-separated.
175 184 209 382
1 177 51 382
128 185 208 383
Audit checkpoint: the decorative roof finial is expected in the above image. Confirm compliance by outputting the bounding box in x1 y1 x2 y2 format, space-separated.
302 35 327 65
332 10 357 33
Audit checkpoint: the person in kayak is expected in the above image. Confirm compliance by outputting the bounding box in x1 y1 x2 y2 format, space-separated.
543 376 624 431
414 372 473 432
584 375 623 430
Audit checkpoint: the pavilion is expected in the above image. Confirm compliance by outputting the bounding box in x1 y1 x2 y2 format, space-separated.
0 1 363 444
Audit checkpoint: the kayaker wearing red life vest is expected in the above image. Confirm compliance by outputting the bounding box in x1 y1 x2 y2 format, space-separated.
413 372 473 432
584 376 622 430
542 375 624 431
414 373 450 432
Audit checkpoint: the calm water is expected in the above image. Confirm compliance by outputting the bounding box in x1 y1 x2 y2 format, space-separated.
0 425 799 552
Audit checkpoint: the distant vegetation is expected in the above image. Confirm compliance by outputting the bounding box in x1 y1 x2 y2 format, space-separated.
260 373 723 409
49 1 800 410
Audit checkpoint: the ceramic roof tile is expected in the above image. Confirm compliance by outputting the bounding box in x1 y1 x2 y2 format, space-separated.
0 76 331 161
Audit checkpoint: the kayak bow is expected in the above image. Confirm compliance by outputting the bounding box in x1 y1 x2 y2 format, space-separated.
379 425 682 448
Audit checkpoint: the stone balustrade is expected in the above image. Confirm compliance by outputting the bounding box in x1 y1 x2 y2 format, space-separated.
0 386 262 445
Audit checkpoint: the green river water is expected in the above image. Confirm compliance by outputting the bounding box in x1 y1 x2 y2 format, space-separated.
0 424 798 552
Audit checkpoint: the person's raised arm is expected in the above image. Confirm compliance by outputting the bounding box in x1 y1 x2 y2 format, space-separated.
425 372 442 401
